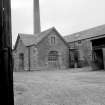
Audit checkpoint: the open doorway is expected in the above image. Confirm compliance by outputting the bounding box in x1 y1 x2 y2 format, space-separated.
92 37 105 69
92 49 104 69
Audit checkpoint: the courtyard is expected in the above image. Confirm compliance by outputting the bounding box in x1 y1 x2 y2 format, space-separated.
14 68 105 105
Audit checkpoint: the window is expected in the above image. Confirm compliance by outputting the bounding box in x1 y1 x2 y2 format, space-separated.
51 36 56 44
48 51 58 61
33 47 37 53
78 40 81 44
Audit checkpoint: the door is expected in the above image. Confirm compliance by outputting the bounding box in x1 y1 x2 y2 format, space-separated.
19 53 24 71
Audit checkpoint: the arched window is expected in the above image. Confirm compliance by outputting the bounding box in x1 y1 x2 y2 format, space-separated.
48 51 58 61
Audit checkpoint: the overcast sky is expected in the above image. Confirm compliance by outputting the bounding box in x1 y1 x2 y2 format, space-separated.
11 0 105 45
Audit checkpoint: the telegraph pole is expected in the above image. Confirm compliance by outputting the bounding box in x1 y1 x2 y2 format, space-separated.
0 0 14 105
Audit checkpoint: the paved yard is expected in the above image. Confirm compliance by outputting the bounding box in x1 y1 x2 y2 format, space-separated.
14 68 105 105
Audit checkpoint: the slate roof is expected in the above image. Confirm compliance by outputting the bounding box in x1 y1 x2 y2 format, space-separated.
64 24 105 43
18 27 54 46
14 27 68 50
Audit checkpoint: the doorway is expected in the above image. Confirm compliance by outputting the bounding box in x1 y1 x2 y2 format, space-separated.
92 49 104 69
19 53 24 70
91 37 105 69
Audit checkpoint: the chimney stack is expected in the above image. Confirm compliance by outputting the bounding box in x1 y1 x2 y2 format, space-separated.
33 0 41 34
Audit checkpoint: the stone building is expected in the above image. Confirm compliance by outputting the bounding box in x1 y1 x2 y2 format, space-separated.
64 24 105 70
13 24 105 71
13 0 70 71
13 27 69 71
13 0 105 71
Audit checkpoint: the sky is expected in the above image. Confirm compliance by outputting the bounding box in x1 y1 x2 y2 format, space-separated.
11 0 105 45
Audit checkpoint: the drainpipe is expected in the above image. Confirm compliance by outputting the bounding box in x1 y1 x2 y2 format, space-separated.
28 47 31 71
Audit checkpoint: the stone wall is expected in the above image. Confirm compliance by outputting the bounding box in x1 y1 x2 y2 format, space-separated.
13 30 69 71
37 30 69 70
29 45 39 70
80 39 92 66
69 39 92 67
13 39 29 71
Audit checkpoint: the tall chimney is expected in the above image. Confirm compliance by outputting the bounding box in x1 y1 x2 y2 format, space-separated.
33 0 41 34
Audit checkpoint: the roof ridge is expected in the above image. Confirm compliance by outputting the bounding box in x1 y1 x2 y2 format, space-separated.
19 33 33 35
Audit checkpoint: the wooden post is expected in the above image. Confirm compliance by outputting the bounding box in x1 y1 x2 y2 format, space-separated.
0 0 14 105
102 48 105 70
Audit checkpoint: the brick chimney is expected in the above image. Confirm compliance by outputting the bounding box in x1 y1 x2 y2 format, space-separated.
33 0 41 34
